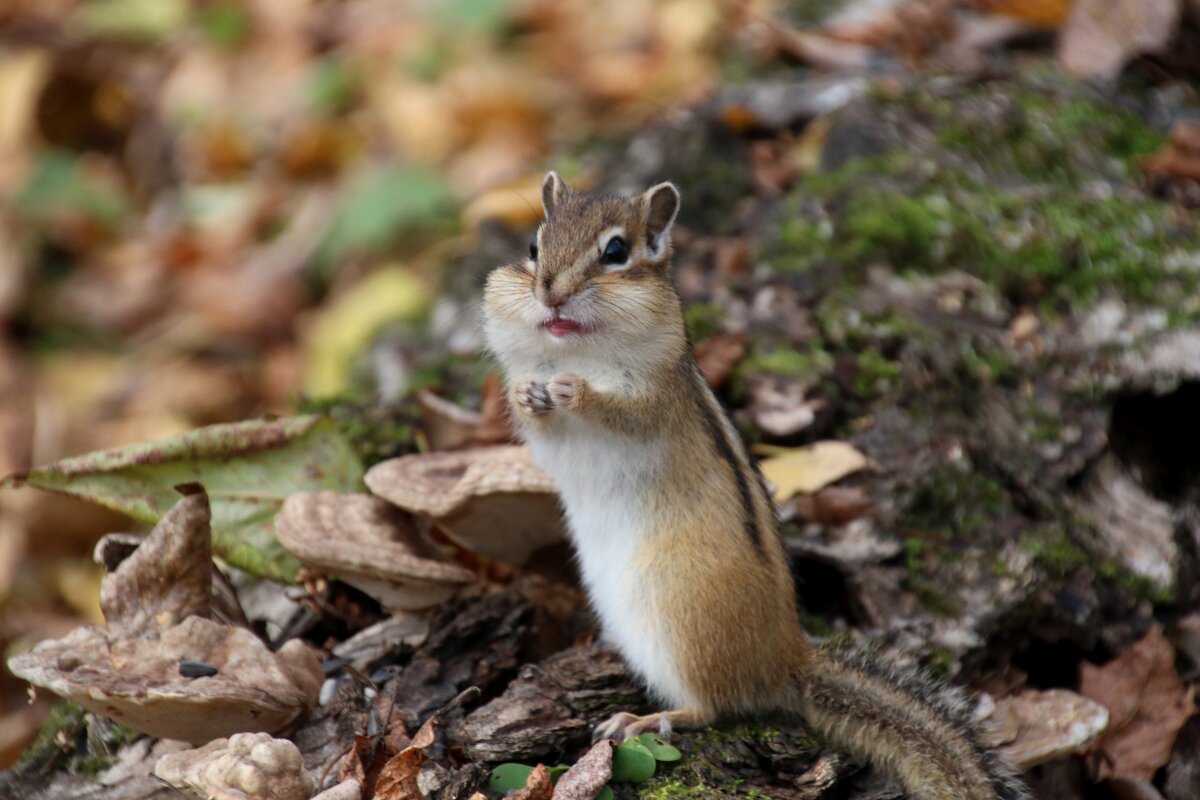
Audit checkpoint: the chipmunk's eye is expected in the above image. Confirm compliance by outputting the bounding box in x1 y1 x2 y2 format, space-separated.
601 236 628 266
529 238 538 261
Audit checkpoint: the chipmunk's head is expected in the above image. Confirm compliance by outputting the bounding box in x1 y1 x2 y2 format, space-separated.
484 172 682 350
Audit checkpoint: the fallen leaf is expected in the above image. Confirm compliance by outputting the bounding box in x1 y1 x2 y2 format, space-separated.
794 486 872 526
340 734 389 795
154 732 313 800
1058 0 1182 80
553 740 613 800
305 266 430 398
1080 626 1197 780
374 714 440 800
693 333 745 389
970 0 1071 26
513 763 553 800
2 416 365 582
1142 119 1200 183
758 441 872 501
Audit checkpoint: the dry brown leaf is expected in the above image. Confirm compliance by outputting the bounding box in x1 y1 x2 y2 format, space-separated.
374 714 439 800
1080 626 1197 780
693 333 746 390
512 763 554 800
552 740 613 800
1142 119 1200 183
759 441 872 501
1058 0 1182 79
794 486 872 526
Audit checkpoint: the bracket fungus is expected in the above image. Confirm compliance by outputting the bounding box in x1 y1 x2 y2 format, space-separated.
365 446 564 563
154 732 314 800
275 491 475 611
7 489 322 744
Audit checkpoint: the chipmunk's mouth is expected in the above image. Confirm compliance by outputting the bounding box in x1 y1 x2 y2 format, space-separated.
539 313 592 339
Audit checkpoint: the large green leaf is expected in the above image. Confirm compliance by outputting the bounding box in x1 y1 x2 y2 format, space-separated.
2 416 364 582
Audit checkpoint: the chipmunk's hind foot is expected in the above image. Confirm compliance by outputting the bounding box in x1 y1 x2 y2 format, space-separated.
592 708 710 742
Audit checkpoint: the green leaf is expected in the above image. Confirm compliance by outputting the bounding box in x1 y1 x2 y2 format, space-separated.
198 0 250 47
548 765 569 782
598 787 614 800
1 416 364 582
611 739 657 783
319 164 454 265
636 733 682 762
487 763 534 793
72 0 189 41
17 150 128 231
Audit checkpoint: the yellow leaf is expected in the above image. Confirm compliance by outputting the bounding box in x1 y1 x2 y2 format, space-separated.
759 441 872 501
305 266 428 397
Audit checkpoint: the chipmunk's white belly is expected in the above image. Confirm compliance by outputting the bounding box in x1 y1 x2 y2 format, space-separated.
525 423 695 710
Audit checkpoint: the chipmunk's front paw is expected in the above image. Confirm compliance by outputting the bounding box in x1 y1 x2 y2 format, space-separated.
514 381 554 416
547 372 587 412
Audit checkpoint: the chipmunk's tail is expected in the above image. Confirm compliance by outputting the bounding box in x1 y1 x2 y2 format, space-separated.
792 645 1030 800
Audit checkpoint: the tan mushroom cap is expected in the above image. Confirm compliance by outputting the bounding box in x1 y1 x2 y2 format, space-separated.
365 445 564 564
275 492 475 610
8 616 322 744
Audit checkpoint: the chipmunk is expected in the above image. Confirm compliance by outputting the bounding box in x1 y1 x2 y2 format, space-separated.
483 172 1029 800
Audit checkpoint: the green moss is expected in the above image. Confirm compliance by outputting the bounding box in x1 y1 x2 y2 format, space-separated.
764 80 1198 324
730 343 833 402
853 348 901 399
923 647 957 680
12 701 87 774
12 703 141 778
638 779 741 799
1021 523 1176 605
899 468 1012 539
294 397 419 467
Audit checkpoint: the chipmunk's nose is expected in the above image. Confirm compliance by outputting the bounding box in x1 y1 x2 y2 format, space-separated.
536 276 570 308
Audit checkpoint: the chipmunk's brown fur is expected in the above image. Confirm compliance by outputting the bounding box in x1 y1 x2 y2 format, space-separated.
483 173 1029 800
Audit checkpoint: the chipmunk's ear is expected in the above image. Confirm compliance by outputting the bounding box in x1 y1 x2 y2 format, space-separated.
642 182 680 253
542 171 567 217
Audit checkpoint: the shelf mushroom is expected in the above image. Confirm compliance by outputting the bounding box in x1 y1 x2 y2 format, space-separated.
274 491 476 611
7 489 323 744
364 445 565 564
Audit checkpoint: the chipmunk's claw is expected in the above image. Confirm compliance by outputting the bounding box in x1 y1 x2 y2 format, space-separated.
514 381 553 416
547 372 586 411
